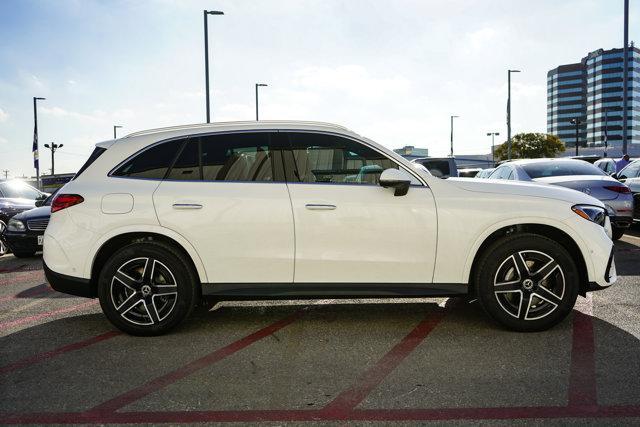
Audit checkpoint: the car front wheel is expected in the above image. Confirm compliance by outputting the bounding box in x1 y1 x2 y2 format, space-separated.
611 227 625 241
98 241 198 336
475 233 579 332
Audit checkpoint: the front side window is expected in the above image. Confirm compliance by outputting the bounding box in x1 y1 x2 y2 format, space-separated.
112 139 184 179
286 132 397 185
0 182 41 199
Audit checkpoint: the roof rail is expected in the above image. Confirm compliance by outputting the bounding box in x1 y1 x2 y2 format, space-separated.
123 120 351 139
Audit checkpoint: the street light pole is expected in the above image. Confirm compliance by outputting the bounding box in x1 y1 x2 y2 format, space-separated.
507 69 521 161
43 142 63 176
487 132 500 166
33 97 46 190
603 108 610 157
450 115 459 157
113 125 123 139
204 9 224 123
570 118 583 156
255 83 268 121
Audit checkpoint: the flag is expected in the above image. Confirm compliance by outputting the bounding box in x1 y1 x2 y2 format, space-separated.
32 124 39 171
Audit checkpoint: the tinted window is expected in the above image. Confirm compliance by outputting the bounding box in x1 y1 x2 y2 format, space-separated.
112 140 183 179
287 132 396 185
200 133 274 181
521 161 606 179
167 141 200 180
420 160 450 178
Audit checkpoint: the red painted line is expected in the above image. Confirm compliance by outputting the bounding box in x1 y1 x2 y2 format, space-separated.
3 405 640 424
568 309 597 407
88 309 306 414
322 308 447 416
0 331 120 375
0 300 97 331
0 283 52 303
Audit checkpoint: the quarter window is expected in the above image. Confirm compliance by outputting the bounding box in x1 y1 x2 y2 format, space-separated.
286 132 397 185
112 139 183 179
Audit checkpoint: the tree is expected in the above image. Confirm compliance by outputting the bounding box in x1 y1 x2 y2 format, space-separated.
494 133 565 161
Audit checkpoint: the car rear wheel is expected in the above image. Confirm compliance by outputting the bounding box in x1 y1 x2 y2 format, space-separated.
474 233 579 332
98 241 198 336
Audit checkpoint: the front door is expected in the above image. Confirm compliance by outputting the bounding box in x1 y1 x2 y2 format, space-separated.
283 131 438 283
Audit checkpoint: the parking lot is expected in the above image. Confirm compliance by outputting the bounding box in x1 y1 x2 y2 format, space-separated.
0 228 639 425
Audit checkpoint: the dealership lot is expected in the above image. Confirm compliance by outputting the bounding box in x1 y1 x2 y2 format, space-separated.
1 228 639 425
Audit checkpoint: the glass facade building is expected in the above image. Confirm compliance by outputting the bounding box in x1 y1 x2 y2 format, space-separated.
547 46 640 152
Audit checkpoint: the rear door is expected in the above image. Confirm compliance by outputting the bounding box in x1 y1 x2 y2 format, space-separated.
283 131 438 283
153 132 295 284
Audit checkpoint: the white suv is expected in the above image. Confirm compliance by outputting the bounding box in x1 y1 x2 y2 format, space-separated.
43 121 616 335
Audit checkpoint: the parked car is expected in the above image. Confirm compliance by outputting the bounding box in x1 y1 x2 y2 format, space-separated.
615 159 640 221
0 180 48 255
3 190 57 257
44 121 615 335
488 159 633 239
411 157 458 178
458 168 482 178
475 168 495 179
594 158 617 175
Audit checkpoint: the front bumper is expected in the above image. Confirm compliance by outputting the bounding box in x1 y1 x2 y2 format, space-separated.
4 231 42 254
586 247 616 292
43 261 96 298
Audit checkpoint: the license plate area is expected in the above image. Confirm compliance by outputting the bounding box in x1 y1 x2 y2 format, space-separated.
37 235 44 246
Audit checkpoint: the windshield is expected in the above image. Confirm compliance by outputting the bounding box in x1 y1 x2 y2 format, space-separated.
522 161 606 179
0 181 42 199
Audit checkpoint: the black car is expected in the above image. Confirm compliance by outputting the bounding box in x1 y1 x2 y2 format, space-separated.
0 181 48 256
3 190 57 258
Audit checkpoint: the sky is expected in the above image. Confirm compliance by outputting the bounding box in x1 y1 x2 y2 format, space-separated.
0 0 638 177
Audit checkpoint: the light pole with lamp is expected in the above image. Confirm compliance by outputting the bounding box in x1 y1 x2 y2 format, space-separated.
255 83 268 121
487 132 500 166
450 115 459 157
507 69 521 160
43 142 63 176
204 10 224 123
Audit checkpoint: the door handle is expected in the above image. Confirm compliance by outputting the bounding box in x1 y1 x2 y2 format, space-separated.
172 203 203 209
305 203 337 210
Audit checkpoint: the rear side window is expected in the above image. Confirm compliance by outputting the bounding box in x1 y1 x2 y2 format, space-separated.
112 140 184 179
74 147 106 180
200 133 274 182
167 141 200 180
522 161 606 178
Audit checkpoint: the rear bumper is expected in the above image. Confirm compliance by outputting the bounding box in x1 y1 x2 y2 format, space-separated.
43 261 96 298
610 215 633 229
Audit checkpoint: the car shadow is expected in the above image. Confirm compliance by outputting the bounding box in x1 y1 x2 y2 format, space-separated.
1 299 639 414
614 238 640 275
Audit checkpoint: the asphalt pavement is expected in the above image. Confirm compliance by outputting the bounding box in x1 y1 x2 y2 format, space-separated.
1 226 639 425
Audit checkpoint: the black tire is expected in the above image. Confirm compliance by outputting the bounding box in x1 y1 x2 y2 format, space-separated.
13 251 36 258
474 233 579 332
0 220 7 256
612 227 625 241
97 241 199 336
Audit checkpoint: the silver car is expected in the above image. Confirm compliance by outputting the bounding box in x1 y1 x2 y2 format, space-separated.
616 159 640 221
489 158 634 240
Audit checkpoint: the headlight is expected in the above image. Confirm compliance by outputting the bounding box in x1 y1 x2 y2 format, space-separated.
572 205 606 226
7 218 26 232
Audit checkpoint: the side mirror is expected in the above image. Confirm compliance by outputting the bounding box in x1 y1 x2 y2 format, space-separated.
35 200 44 207
379 168 411 196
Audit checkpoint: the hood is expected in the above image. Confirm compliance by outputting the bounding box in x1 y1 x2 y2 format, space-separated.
12 205 51 221
447 177 604 207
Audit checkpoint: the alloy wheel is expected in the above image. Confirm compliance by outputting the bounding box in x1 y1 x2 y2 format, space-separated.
493 250 565 321
110 257 178 326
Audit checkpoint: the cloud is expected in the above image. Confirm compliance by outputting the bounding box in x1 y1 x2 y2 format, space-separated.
466 27 498 50
0 108 8 122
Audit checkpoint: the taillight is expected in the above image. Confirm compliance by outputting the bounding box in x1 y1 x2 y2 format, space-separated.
604 185 631 194
51 194 84 213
